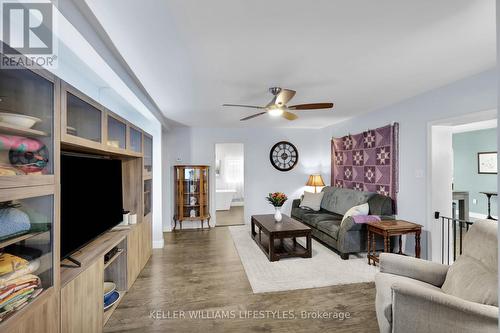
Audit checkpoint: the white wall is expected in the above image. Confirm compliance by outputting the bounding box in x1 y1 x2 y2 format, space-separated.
165 127 326 230
319 69 497 260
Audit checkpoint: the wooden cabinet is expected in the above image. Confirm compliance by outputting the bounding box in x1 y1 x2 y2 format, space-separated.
174 165 211 230
1 48 153 332
129 126 142 154
106 113 127 152
126 221 152 289
3 288 59 333
62 82 104 151
143 133 152 178
0 56 59 189
61 259 104 333
126 225 141 289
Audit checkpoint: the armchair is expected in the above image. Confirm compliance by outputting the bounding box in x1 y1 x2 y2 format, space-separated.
375 220 498 333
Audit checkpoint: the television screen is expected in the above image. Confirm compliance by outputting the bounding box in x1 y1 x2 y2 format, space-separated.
60 153 123 260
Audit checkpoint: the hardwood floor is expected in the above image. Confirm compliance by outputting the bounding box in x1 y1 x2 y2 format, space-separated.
104 227 379 333
216 206 245 226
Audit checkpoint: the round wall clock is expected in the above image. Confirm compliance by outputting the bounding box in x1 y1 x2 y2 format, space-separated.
270 141 299 171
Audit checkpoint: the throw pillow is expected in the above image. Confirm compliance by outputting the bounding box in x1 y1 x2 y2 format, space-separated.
342 203 369 222
299 191 324 211
441 255 498 306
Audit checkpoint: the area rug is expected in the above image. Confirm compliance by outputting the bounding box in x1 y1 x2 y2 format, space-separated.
229 225 378 293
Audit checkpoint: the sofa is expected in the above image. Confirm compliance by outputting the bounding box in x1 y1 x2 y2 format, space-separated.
291 186 394 259
375 219 498 333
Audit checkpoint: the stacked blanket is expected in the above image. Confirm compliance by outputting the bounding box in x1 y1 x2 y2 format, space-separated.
0 253 42 322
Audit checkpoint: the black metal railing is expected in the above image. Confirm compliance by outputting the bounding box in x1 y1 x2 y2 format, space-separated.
435 212 474 265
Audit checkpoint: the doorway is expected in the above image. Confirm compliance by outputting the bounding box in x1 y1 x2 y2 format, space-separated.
215 143 245 226
428 110 497 263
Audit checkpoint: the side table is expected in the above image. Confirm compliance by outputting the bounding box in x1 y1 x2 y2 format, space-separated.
367 220 422 266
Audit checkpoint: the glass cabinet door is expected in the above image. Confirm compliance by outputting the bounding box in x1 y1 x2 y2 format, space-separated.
0 193 54 322
144 179 152 217
183 168 201 218
143 134 152 175
129 127 142 153
0 62 54 179
66 92 102 143
107 115 126 150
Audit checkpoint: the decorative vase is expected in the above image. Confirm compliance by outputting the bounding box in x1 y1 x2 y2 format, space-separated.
274 206 282 222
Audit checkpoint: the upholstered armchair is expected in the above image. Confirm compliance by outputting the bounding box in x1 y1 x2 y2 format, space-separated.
375 220 498 333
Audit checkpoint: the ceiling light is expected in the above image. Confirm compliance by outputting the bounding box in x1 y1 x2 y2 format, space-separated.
268 107 284 117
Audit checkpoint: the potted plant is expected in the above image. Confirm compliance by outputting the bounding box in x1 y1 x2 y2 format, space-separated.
266 192 288 222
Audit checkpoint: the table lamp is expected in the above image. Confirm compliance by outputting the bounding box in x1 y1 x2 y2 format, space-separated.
306 174 325 193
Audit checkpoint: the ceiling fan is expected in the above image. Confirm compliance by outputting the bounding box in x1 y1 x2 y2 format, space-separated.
222 87 334 121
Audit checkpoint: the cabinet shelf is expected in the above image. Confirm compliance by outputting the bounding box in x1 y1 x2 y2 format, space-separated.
0 231 46 249
104 248 124 269
0 122 48 137
103 291 124 325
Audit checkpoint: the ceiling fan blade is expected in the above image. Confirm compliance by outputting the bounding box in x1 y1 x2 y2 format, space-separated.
275 89 296 106
222 104 265 109
282 111 298 121
240 112 267 121
288 103 334 110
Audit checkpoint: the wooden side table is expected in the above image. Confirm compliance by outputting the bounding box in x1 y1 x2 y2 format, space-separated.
367 220 422 266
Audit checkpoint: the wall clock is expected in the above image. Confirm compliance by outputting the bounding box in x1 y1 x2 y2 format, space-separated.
270 141 299 171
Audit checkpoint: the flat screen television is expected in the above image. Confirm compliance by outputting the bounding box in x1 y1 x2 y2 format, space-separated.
60 153 123 260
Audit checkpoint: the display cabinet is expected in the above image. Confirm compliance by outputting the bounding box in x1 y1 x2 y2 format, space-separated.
0 185 57 330
106 114 127 151
144 179 152 218
0 56 59 189
61 82 104 152
143 133 152 179
129 126 142 154
174 165 210 230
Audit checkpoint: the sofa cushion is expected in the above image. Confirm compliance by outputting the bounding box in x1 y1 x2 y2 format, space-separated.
441 220 498 306
316 220 342 239
320 187 373 215
368 194 394 216
299 191 324 211
291 207 312 221
342 203 369 222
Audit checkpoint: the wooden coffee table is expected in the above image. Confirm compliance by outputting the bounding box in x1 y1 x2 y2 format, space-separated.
366 220 422 266
251 214 312 262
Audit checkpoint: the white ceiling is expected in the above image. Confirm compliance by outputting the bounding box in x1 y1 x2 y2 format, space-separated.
85 0 496 128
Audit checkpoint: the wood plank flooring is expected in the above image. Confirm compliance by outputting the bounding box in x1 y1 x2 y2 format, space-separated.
104 227 379 332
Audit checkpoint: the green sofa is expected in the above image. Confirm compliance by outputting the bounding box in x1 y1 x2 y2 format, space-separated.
291 186 394 259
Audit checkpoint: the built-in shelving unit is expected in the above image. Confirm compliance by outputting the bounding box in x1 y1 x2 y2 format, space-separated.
0 48 154 332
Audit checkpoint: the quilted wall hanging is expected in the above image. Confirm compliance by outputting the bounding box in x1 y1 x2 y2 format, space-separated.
331 123 399 211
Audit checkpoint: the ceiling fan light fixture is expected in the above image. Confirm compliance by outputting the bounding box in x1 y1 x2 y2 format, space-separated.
268 107 284 117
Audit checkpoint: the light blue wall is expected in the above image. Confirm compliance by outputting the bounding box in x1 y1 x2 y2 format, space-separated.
453 128 497 217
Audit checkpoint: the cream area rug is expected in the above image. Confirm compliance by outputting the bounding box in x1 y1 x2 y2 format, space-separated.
229 225 378 293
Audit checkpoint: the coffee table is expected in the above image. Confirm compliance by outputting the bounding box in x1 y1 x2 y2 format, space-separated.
251 214 312 262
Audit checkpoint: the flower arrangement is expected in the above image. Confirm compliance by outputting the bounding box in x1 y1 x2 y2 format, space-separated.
266 192 288 207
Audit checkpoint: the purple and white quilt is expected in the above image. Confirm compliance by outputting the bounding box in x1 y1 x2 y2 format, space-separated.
331 123 399 212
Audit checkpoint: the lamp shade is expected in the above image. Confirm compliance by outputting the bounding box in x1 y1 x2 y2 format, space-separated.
306 174 325 187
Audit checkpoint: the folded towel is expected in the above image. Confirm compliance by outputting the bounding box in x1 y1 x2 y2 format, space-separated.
0 254 28 276
0 259 40 288
353 215 381 224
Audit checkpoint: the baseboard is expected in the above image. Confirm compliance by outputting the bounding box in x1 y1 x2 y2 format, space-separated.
153 239 165 248
231 201 244 207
